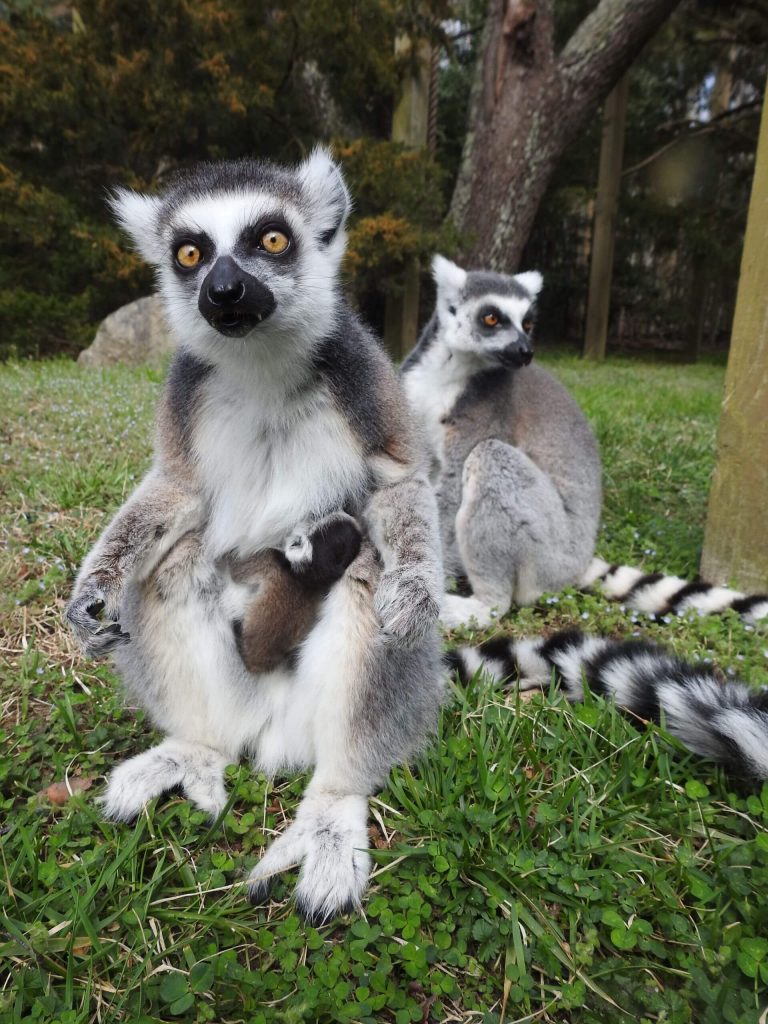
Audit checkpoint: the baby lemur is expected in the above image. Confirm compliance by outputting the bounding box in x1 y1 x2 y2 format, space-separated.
67 149 444 923
233 512 362 674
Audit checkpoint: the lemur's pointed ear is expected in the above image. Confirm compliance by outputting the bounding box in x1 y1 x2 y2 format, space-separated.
514 270 543 298
297 146 351 247
108 188 163 265
432 255 467 298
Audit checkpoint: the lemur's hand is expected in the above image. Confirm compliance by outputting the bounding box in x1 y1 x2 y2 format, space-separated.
374 566 439 648
66 578 130 658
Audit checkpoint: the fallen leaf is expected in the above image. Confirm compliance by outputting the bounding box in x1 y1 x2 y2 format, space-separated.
42 777 95 806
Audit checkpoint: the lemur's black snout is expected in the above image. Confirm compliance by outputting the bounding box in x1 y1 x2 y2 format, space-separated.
207 278 245 306
198 255 276 337
497 335 533 369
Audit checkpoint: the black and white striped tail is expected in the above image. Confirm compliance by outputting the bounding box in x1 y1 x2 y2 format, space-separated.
446 630 768 780
582 558 768 625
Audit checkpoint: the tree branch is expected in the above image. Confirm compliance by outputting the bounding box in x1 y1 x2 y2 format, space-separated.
622 103 762 177
655 100 761 136
557 0 683 108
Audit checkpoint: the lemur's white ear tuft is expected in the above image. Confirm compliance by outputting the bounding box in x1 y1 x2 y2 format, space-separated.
108 188 163 265
514 270 543 298
297 146 351 246
432 254 467 297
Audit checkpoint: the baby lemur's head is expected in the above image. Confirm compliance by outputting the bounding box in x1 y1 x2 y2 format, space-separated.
109 147 350 359
432 255 543 370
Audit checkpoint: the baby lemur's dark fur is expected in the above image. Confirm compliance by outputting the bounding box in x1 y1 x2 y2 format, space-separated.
231 514 362 674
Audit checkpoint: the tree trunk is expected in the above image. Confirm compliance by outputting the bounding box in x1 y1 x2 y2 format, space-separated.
384 34 433 361
681 254 707 362
449 0 683 271
681 61 734 362
583 75 629 360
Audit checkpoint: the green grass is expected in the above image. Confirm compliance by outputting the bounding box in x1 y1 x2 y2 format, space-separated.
1 356 767 1024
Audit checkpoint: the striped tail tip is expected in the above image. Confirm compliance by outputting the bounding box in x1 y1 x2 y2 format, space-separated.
531 630 768 781
588 562 768 625
448 628 768 781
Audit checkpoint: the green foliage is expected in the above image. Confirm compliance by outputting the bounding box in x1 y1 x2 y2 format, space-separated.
0 0 449 357
0 163 151 357
2 355 767 1022
341 139 452 298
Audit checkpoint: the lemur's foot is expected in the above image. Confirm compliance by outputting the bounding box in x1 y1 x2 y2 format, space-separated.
247 792 370 924
99 740 229 822
440 593 497 630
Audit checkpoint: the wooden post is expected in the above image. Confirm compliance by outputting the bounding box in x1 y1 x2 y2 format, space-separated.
383 35 432 363
701 83 768 591
682 63 733 363
583 75 629 361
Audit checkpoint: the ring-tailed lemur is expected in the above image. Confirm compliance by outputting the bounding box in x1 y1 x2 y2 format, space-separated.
66 149 445 923
402 255 602 630
448 629 768 780
402 256 768 631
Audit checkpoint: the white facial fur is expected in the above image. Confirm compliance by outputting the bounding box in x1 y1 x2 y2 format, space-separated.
109 148 349 370
431 255 543 363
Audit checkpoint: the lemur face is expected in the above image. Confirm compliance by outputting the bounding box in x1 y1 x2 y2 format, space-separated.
109 148 350 354
432 255 543 369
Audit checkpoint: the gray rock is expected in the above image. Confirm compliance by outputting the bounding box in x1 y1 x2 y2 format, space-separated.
78 295 176 368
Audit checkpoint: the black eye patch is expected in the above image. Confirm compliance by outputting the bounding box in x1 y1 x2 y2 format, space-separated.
478 306 510 330
236 216 298 267
448 305 456 316
170 230 214 275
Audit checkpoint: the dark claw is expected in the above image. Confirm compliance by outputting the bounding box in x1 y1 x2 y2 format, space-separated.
100 621 127 638
294 895 355 926
247 877 273 907
91 628 131 655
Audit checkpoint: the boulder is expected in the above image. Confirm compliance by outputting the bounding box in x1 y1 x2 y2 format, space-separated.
78 295 176 368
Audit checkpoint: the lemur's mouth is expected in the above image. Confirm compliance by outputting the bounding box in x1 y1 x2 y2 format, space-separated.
495 347 533 369
208 303 276 338
210 311 263 337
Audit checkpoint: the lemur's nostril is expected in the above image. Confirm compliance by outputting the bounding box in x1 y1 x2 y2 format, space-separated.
208 280 246 306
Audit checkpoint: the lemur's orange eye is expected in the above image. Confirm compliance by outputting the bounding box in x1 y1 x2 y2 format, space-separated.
522 317 533 333
482 312 499 327
260 229 290 255
176 243 201 268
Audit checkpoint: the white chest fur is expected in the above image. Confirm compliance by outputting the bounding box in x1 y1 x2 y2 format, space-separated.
404 344 468 472
194 371 368 556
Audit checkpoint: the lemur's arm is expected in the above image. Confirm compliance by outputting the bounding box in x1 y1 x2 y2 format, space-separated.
366 471 442 648
67 470 201 656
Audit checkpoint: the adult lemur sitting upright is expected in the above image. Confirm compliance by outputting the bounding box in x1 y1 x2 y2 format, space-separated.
402 256 601 629
66 150 444 923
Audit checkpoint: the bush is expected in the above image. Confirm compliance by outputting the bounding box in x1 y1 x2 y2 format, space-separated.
0 163 151 357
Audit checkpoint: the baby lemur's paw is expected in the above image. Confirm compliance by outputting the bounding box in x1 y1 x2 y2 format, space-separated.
66 579 129 658
285 512 362 588
374 566 440 648
284 527 314 568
